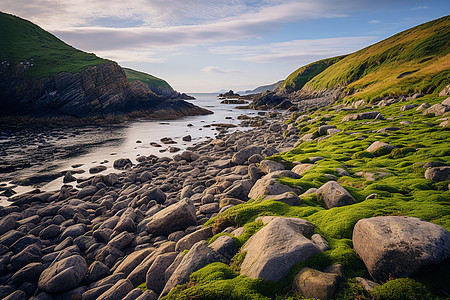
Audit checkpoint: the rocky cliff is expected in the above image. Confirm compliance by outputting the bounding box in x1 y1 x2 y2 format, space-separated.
0 62 210 123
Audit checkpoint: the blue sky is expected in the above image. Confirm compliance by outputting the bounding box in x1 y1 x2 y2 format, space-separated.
2 0 449 92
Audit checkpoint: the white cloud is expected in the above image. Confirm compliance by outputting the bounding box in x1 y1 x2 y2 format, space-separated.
94 50 166 63
201 66 242 74
411 5 428 10
369 20 380 24
208 36 376 63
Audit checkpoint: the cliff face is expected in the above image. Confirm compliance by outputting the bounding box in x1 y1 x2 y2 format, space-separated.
0 62 209 121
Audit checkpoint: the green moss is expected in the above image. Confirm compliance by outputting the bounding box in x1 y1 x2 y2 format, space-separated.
123 67 173 90
372 278 433 300
137 283 147 292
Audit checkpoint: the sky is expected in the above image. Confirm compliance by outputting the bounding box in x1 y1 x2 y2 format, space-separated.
2 1 449 92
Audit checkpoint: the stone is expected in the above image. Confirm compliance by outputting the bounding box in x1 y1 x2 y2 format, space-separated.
259 160 285 174
60 224 86 240
11 235 41 253
263 192 301 206
318 125 337 136
0 230 24 247
86 261 110 283
198 203 220 215
140 171 152 182
416 102 431 111
3 290 27 300
423 103 450 116
161 241 227 297
175 227 213 252
352 216 450 282
136 290 158 300
38 254 87 293
97 278 134 300
209 235 237 261
292 163 314 175
355 277 380 292
316 181 356 209
341 111 384 122
39 224 60 239
221 179 253 200
107 232 133 250
0 215 16 235
77 185 97 198
180 150 200 162
180 186 194 199
232 146 263 165
113 158 132 170
63 171 77 183
89 165 107 174
182 135 192 142
424 166 450 182
240 217 321 282
269 123 282 131
400 104 418 111
82 284 114 300
146 199 197 236
123 288 143 300
439 84 450 96
146 252 178 294
248 175 297 200
11 262 43 284
311 234 330 252
144 188 166 204
114 217 136 233
10 244 41 271
114 248 153 276
442 97 450 106
293 267 342 300
366 141 396 154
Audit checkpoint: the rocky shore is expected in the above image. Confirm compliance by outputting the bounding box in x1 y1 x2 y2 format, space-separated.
0 92 449 299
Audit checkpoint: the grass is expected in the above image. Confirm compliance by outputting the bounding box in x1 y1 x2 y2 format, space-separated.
166 92 450 299
123 68 173 90
0 12 111 77
282 15 450 101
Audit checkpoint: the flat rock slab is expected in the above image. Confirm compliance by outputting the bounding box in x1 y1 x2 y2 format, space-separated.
240 217 322 282
353 216 450 282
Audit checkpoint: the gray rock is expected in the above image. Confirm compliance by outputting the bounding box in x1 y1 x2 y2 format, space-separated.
353 216 450 282
442 97 450 106
82 284 114 300
292 163 314 175
123 288 143 300
209 235 237 261
161 241 227 297
63 171 77 183
97 278 134 300
144 188 166 204
136 289 158 300
146 252 178 294
269 123 282 131
311 234 330 252
341 111 384 122
198 203 220 215
11 235 41 253
439 84 450 96
146 199 197 236
38 254 87 293
424 166 450 182
259 160 285 174
60 224 86 240
355 277 380 292
366 141 396 154
113 158 132 170
10 244 41 271
114 248 153 276
264 192 301 206
248 176 296 200
0 230 24 248
107 232 133 250
175 227 213 252
39 224 60 240
114 217 136 233
232 146 263 165
400 104 418 111
0 215 16 236
77 186 97 198
318 125 337 136
423 103 450 116
86 261 110 283
416 102 431 111
3 290 27 300
222 179 253 200
179 150 199 162
240 217 321 282
12 262 43 284
180 186 194 199
293 267 341 300
316 181 356 209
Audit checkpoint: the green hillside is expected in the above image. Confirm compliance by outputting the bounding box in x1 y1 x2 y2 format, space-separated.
0 12 111 77
284 15 450 101
280 55 345 92
123 68 173 90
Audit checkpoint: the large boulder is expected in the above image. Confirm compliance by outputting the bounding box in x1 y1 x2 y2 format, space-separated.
146 199 197 236
146 252 178 294
97 278 134 300
248 175 297 200
175 227 213 252
160 241 227 297
424 166 450 182
293 267 342 300
232 146 264 165
114 248 154 276
353 216 450 282
316 181 356 209
240 217 322 282
259 160 285 174
38 254 87 293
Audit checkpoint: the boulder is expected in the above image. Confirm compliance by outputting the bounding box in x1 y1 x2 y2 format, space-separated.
232 146 264 165
114 248 153 276
439 84 450 96
146 199 197 236
175 227 213 252
292 163 314 175
259 160 285 174
146 252 178 294
136 290 158 300
113 158 132 170
263 192 301 206
209 235 237 260
144 188 166 204
85 261 110 283
423 103 450 116
355 277 380 292
0 215 16 235
318 125 337 136
316 181 356 209
424 166 450 182
38 254 87 293
11 262 43 284
341 111 384 122
293 267 342 300
97 278 134 300
240 217 321 281
107 232 133 250
366 141 396 155
248 175 297 200
353 216 450 282
160 241 227 297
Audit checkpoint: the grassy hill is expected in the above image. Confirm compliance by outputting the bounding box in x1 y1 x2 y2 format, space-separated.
0 12 111 77
284 15 450 101
123 68 173 91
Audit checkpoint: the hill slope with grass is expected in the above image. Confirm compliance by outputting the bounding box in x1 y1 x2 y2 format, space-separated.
0 12 207 122
281 15 450 102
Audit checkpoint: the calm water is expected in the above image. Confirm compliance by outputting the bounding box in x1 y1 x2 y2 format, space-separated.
0 93 265 205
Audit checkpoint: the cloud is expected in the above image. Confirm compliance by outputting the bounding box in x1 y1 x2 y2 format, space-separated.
94 50 166 63
411 5 428 10
208 36 376 63
201 66 242 74
369 20 380 24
